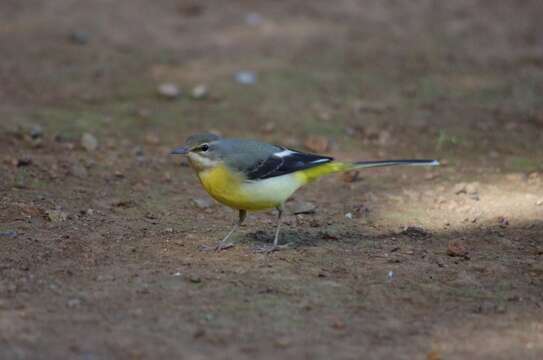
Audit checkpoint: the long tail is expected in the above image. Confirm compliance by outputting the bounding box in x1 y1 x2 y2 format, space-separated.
298 159 439 183
354 159 440 169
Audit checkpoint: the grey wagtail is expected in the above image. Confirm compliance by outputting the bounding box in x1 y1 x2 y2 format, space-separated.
171 133 438 252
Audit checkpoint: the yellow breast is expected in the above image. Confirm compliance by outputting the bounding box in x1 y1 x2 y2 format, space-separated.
196 164 304 211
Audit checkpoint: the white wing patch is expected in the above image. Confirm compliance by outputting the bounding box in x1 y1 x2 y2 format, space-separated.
274 149 329 164
310 158 329 164
274 149 296 158
246 147 333 180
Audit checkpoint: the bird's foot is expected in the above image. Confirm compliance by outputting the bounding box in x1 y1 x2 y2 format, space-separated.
199 241 235 252
253 243 289 253
215 241 235 251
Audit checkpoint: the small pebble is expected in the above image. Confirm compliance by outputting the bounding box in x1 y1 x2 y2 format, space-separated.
245 12 263 26
321 230 339 241
387 271 394 281
261 122 276 133
427 351 442 360
341 170 360 183
331 320 346 330
0 230 17 238
290 201 317 215
30 125 43 139
46 210 68 222
191 198 214 209
424 172 439 180
452 182 467 195
447 240 468 257
16 157 32 167
69 31 89 45
132 146 144 157
193 328 206 339
189 276 202 284
144 133 160 145
235 71 257 85
70 162 88 177
465 182 479 195
191 84 208 99
81 133 98 152
344 212 353 219
114 171 124 178
401 226 429 239
303 135 329 153
67 298 81 308
158 83 181 98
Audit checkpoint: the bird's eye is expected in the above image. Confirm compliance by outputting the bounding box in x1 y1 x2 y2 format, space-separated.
200 144 209 152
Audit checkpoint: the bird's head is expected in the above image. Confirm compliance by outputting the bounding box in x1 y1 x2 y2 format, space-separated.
171 133 223 171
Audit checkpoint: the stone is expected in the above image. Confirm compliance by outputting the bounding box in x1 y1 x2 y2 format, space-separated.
157 83 181 98
69 31 90 45
30 125 44 139
303 135 329 153
70 162 88 177
67 298 81 308
290 201 317 215
234 71 256 85
191 198 214 209
401 226 430 239
452 182 467 194
16 157 32 167
0 230 17 238
447 240 468 257
191 84 208 99
341 170 360 183
189 276 202 284
46 210 68 222
465 182 479 194
262 122 276 133
81 133 98 152
144 133 160 145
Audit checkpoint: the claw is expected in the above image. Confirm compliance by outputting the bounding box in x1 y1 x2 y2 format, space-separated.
253 243 289 253
215 241 234 251
199 242 234 252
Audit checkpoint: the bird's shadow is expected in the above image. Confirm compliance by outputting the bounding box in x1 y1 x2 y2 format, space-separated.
238 230 316 249
238 227 369 249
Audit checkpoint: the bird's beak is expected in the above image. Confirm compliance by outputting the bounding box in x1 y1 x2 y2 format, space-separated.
170 146 189 155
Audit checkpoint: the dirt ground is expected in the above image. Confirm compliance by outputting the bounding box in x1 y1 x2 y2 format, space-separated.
1 1 543 359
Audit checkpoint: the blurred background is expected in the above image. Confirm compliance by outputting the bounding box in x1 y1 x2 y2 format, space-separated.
1 1 543 359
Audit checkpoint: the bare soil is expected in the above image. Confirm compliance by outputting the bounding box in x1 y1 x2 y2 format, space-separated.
1 1 543 359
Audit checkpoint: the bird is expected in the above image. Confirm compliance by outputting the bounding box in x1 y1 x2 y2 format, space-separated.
171 133 438 252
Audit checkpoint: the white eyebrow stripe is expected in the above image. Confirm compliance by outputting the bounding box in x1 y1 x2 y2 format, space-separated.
274 149 296 158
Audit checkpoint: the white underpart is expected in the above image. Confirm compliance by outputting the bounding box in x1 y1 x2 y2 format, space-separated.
243 173 304 206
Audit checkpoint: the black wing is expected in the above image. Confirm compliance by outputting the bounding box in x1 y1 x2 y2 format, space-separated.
245 148 333 180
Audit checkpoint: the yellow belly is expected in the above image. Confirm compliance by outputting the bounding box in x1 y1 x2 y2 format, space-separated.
197 165 305 211
196 162 349 211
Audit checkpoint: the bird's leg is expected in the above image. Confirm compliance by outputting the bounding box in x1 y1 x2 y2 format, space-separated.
255 204 289 253
215 209 246 251
272 205 283 248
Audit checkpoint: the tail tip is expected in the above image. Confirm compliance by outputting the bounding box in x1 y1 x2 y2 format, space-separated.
430 160 440 166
